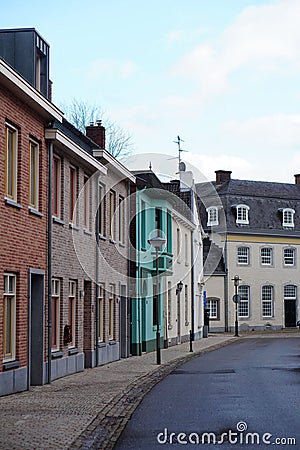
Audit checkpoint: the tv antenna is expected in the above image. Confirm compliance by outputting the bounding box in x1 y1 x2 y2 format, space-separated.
170 135 188 171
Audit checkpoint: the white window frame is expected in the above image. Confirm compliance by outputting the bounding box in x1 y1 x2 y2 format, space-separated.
206 206 219 226
109 190 116 240
83 174 90 230
236 204 250 225
5 123 18 201
97 284 104 342
261 247 273 266
51 278 60 351
69 165 78 225
29 139 39 209
118 195 125 244
108 284 115 340
52 155 61 219
207 298 219 319
238 285 250 318
282 208 295 228
284 284 297 300
283 247 296 266
98 183 106 237
68 280 76 348
261 285 273 318
3 273 17 362
237 246 250 265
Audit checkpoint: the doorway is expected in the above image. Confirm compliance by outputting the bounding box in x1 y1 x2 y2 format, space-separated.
29 270 44 386
285 300 296 327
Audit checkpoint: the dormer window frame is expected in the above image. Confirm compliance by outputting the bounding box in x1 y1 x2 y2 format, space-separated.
206 206 219 227
234 204 250 225
281 208 295 228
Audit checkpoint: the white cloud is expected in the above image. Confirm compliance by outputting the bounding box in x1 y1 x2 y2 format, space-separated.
223 114 300 148
171 0 300 98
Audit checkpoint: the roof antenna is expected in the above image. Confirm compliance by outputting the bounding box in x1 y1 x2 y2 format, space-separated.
149 161 152 170
173 135 188 171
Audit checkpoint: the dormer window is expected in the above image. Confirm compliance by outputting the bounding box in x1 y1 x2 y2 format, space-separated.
235 204 250 225
206 206 219 226
282 208 295 228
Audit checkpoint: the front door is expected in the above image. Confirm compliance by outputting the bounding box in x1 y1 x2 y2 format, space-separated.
285 300 296 327
29 271 44 386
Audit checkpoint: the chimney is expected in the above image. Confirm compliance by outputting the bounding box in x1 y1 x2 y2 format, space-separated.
294 174 300 185
86 120 105 149
215 170 232 185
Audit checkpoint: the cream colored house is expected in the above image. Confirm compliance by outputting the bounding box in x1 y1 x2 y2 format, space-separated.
197 170 300 332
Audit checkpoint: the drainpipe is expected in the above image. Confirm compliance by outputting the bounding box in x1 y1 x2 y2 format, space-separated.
95 174 100 367
127 180 131 357
224 233 229 332
190 229 195 340
47 140 53 384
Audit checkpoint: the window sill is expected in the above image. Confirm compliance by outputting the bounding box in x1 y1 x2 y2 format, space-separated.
4 197 22 209
51 351 63 359
28 206 43 217
98 341 106 348
99 234 107 241
69 223 80 231
84 229 92 236
68 347 79 356
119 242 125 248
53 216 65 226
109 340 116 345
3 360 20 371
109 238 117 244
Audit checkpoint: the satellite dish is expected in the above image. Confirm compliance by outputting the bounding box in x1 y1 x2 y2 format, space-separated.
179 161 186 172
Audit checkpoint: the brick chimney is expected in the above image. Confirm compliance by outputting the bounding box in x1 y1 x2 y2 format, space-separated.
215 170 232 185
86 120 105 149
294 174 300 185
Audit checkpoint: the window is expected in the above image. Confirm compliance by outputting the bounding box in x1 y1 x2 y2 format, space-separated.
83 175 90 230
238 285 250 318
207 298 219 319
109 191 116 240
262 285 273 318
52 155 61 218
98 183 106 236
185 233 189 266
51 279 60 351
3 274 16 361
282 208 295 228
155 208 163 236
236 204 250 225
184 284 188 325
167 281 172 326
176 228 181 261
206 207 219 226
68 281 76 347
261 247 273 266
108 284 115 340
284 285 296 299
141 200 146 249
97 284 104 342
5 124 18 201
167 210 172 253
237 246 250 265
283 248 296 266
69 166 77 224
29 140 39 209
118 196 125 244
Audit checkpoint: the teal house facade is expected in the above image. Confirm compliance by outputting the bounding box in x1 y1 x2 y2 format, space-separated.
130 171 173 355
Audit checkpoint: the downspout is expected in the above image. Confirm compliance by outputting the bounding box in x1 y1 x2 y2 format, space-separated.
224 233 229 332
95 174 100 367
191 229 195 340
47 140 53 384
127 180 131 357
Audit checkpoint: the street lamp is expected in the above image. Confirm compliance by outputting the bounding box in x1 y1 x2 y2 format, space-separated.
148 236 166 365
232 275 241 337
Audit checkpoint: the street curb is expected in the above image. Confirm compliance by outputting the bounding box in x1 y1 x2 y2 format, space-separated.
69 338 238 450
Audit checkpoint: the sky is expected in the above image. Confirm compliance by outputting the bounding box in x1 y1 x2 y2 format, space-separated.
2 0 300 183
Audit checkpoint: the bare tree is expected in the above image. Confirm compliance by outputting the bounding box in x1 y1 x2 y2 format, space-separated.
62 98 133 159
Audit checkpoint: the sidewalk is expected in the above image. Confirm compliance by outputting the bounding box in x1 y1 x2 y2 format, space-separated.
1 331 297 450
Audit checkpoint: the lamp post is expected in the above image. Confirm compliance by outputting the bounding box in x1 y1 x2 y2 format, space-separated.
148 236 166 365
232 275 241 337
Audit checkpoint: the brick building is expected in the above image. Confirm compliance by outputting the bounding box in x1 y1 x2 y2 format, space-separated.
0 29 62 395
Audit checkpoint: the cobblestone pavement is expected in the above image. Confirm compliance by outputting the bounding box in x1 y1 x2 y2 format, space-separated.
0 331 298 450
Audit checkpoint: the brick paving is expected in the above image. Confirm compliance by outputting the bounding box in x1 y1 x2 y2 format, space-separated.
0 331 297 450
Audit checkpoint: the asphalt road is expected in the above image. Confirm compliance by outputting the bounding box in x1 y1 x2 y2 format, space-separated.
114 338 300 449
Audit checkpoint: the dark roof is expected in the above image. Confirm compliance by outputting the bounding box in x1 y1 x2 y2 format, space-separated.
53 118 100 155
196 178 300 236
131 170 166 190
